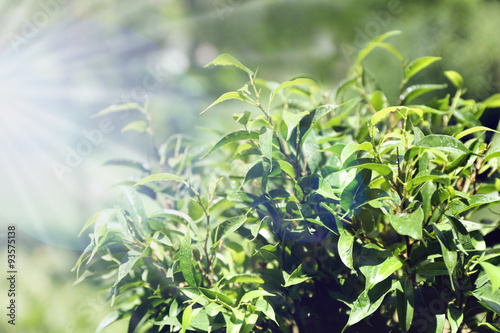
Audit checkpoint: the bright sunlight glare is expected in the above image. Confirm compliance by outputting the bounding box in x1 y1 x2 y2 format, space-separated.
0 11 209 250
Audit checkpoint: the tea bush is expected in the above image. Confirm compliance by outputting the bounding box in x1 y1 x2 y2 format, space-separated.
74 31 500 332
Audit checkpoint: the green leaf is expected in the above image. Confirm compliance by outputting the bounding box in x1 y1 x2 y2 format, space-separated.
342 279 395 332
240 289 275 304
276 160 296 179
133 173 183 186
298 103 347 140
201 91 247 114
343 158 392 177
223 273 265 286
121 120 147 134
357 30 401 64
396 279 414 332
78 212 100 237
233 111 252 126
444 70 464 89
415 262 450 276
120 186 150 234
227 309 245 333
371 106 423 126
152 209 200 239
212 216 247 244
414 134 472 156
180 229 197 287
452 194 500 215
473 283 500 315
400 84 447 104
432 224 457 288
198 287 234 307
408 170 451 191
241 313 259 333
181 304 202 333
478 323 500 333
338 229 355 270
484 147 500 164
340 142 373 165
255 298 278 325
95 311 123 333
479 261 500 291
259 126 273 161
447 305 463 333
359 244 402 289
340 169 372 212
370 90 388 111
202 130 260 158
482 93 500 108
455 126 498 140
181 304 192 333
272 78 319 98
93 102 141 117
113 248 147 287
389 204 424 240
103 159 149 173
405 56 441 81
435 314 446 333
283 264 309 287
283 109 309 140
204 53 254 76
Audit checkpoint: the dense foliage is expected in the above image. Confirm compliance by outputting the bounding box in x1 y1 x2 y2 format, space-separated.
74 31 500 332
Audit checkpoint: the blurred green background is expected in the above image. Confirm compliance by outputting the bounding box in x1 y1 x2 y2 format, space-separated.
1 0 499 331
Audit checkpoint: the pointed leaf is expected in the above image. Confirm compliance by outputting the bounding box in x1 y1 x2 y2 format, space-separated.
359 244 402 289
343 158 392 177
397 279 414 332
452 194 500 215
415 134 472 155
432 224 457 287
204 53 254 76
96 311 123 333
259 126 273 161
255 298 278 325
357 30 401 63
473 284 500 315
482 93 500 108
240 289 275 304
371 106 423 126
444 70 464 89
447 305 463 333
338 229 355 270
455 126 498 140
93 102 141 117
405 56 441 81
212 216 247 243
113 248 147 287
180 230 197 287
283 264 309 287
133 173 183 186
121 120 147 133
400 84 447 104
389 205 424 240
201 91 247 114
343 279 395 331
120 186 150 234
198 287 234 307
341 169 372 212
479 261 500 291
277 160 296 179
272 78 319 97
202 130 260 158
283 109 309 140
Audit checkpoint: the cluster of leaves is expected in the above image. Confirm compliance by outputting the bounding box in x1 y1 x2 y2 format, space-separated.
74 31 500 332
